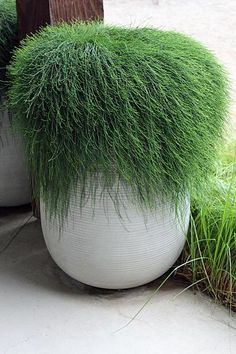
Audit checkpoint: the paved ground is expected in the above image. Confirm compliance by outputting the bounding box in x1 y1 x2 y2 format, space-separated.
0 206 235 354
0 1 236 353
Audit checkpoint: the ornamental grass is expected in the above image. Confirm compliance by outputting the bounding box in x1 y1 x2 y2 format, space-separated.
0 0 17 95
9 22 229 218
178 142 236 311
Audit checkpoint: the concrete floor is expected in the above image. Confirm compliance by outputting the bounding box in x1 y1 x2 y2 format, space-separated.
0 206 236 354
1 1 236 353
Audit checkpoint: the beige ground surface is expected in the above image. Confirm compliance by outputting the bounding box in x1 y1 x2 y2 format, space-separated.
104 0 236 130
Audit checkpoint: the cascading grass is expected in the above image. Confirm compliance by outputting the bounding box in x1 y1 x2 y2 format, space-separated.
8 22 229 218
178 141 236 310
0 0 17 95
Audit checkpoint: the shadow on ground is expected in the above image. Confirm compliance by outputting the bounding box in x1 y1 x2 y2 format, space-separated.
0 209 183 300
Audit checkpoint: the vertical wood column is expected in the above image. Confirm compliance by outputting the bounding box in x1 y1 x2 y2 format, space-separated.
16 0 50 41
16 0 104 217
16 0 104 40
49 0 104 24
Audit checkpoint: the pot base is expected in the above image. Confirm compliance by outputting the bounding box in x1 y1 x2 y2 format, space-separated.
41 188 190 290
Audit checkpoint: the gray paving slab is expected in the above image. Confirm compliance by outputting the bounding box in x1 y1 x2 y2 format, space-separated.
0 206 235 354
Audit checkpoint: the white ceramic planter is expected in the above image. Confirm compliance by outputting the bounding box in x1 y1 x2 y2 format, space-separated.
41 182 190 289
0 101 31 206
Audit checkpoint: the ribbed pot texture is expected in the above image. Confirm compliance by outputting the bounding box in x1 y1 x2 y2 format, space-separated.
41 183 190 289
0 101 31 206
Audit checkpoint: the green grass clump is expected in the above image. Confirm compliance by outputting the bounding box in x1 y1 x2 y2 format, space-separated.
9 22 229 217
0 0 17 95
178 142 236 310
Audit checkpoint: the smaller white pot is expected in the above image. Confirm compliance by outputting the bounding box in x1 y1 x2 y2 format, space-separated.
0 101 31 206
41 183 190 289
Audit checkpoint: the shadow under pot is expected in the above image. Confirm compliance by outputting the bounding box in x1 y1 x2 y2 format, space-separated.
0 99 31 206
40 183 190 290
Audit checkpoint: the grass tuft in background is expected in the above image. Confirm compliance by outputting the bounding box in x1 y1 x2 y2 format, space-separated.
178 141 236 311
0 0 17 96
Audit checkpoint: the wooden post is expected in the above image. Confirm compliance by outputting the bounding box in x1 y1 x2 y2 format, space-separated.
16 0 104 39
49 0 104 24
16 0 50 41
16 0 104 217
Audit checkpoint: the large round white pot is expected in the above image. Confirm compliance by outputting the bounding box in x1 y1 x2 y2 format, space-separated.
41 182 190 289
0 101 31 206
